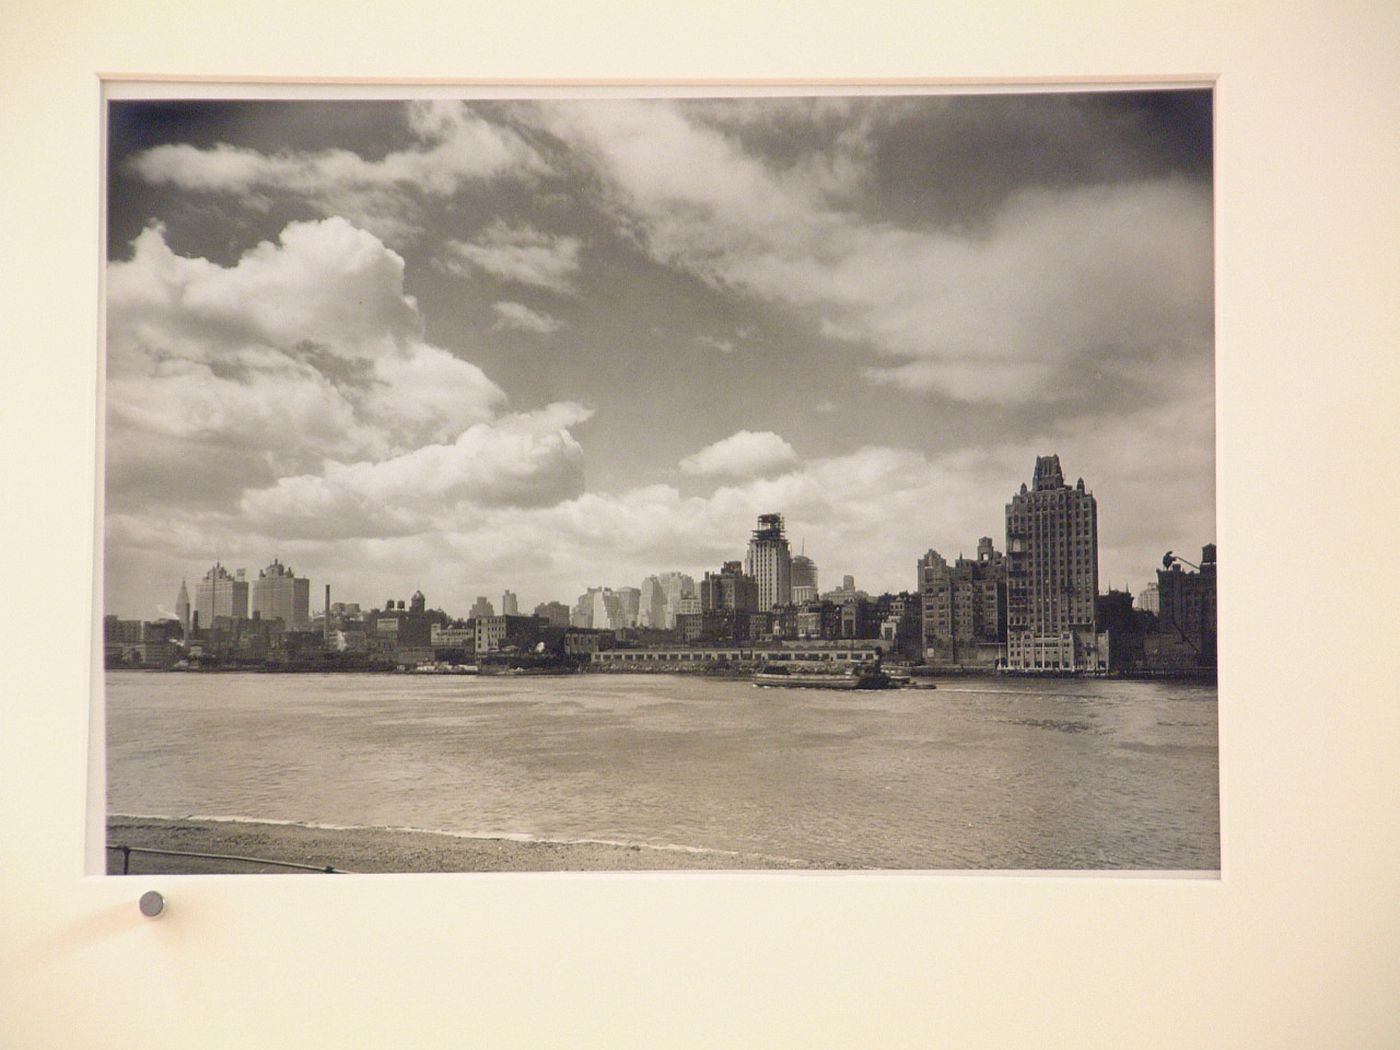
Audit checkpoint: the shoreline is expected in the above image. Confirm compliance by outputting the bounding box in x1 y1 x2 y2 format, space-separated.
106 815 808 875
104 666 1217 681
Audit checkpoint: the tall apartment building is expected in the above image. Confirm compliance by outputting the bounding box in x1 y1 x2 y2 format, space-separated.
918 538 1006 665
744 513 792 612
1004 455 1104 672
469 596 495 620
195 563 249 626
501 590 519 616
700 561 759 613
251 558 310 628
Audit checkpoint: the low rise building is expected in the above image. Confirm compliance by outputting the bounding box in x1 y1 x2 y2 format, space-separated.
372 594 438 649
429 624 474 649
331 629 367 652
475 615 547 654
563 629 613 656
674 611 705 644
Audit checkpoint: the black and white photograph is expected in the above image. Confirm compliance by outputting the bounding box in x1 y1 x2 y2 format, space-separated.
102 88 1218 875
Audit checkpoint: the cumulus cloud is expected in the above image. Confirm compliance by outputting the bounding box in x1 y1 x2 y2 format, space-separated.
534 100 1212 404
240 403 594 537
106 218 505 470
126 101 548 241
442 221 582 294
491 301 565 334
104 217 596 538
679 430 799 480
108 217 421 360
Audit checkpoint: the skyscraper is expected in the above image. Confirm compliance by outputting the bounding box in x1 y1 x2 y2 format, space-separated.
251 558 310 628
571 588 599 628
638 572 696 629
790 553 818 603
616 587 641 628
638 576 666 629
638 579 663 630
660 572 695 628
501 590 519 616
174 579 190 638
589 588 624 630
470 596 495 619
195 563 249 625
744 513 792 612
571 586 625 629
1004 455 1104 672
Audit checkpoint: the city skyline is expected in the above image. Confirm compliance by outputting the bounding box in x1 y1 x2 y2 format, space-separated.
104 90 1215 620
137 468 1176 628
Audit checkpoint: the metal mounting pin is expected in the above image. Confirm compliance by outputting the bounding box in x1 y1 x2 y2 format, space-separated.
138 890 165 918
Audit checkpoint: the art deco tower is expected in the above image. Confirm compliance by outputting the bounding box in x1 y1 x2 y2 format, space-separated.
174 579 191 638
1004 455 1103 672
744 513 792 612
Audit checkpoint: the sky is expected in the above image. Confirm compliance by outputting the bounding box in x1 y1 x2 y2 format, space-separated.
103 89 1215 620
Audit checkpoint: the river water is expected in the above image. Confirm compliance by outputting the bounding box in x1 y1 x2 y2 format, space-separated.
105 672 1219 870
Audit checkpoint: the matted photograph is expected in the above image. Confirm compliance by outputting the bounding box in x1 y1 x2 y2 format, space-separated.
101 87 1217 875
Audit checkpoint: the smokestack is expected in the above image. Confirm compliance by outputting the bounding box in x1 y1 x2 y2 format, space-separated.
324 584 331 643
